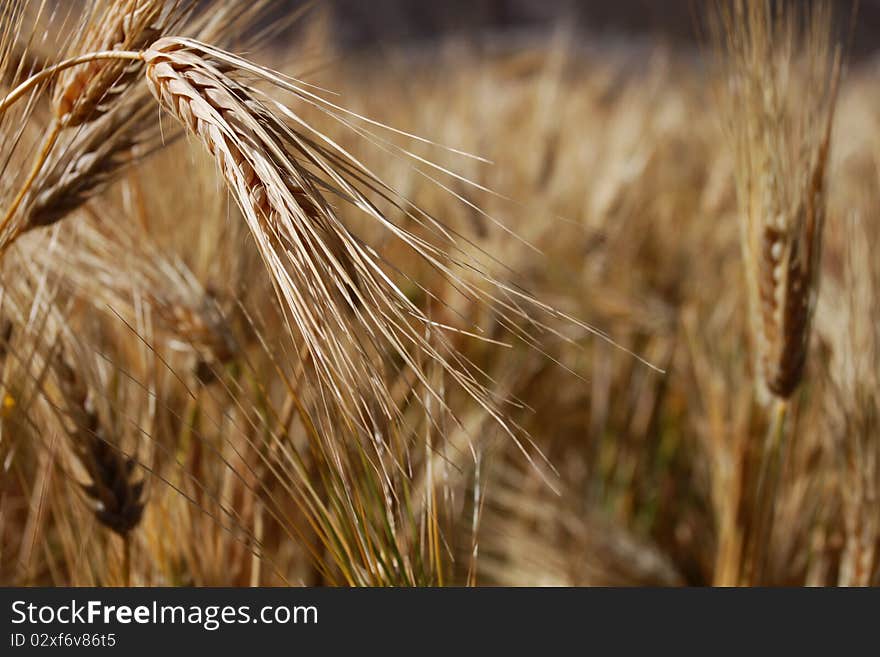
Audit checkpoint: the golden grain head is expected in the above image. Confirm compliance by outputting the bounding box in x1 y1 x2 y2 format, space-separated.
719 0 841 400
52 0 164 127
55 355 146 538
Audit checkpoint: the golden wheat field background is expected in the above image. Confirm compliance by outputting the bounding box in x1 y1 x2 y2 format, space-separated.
0 0 876 587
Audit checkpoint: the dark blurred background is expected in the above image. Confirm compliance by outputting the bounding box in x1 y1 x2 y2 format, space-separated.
312 0 878 56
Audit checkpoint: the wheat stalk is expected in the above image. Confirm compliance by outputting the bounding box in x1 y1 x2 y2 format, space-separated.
819 213 880 586
717 0 841 585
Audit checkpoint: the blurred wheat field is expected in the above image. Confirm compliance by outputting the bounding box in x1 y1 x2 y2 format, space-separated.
0 0 876 586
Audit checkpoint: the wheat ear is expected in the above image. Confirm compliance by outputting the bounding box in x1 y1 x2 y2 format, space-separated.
52 0 166 128
0 1 169 248
54 355 146 539
19 1 276 235
26 100 160 229
723 0 840 401
139 38 524 451
0 49 143 246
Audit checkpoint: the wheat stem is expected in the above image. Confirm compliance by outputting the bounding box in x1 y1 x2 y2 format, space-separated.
0 50 143 118
744 399 788 585
0 120 61 241
122 534 132 587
